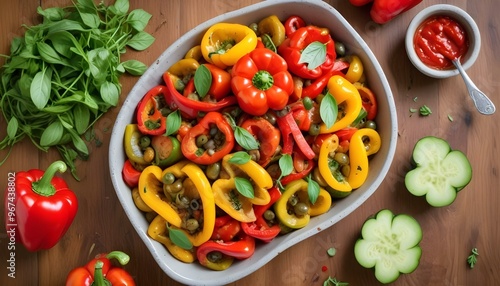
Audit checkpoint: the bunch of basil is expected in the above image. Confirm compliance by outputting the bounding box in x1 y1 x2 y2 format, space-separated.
0 0 155 180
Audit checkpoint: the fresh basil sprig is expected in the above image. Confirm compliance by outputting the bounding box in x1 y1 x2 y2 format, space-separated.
194 64 212 98
320 92 338 129
235 177 255 199
299 41 327 70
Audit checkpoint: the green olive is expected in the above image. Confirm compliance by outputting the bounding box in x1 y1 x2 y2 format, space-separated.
196 134 208 147
302 96 313 110
334 152 349 165
312 167 328 187
143 147 155 163
364 120 377 130
341 165 351 177
335 42 346 57
176 193 190 209
165 178 183 193
162 172 176 185
288 195 299 206
294 202 309 216
206 162 221 180
263 111 277 125
139 136 151 148
308 123 320 136
263 210 275 221
185 218 199 232
207 251 223 263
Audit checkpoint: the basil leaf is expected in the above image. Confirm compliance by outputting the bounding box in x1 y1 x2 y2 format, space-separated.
168 225 193 250
37 7 65 22
194 64 211 98
234 126 259 150
127 31 155 51
74 104 90 134
30 67 52 110
121 59 147 76
48 31 76 58
228 151 251 165
112 0 130 15
320 92 338 129
7 117 19 139
70 130 89 156
165 110 181 136
279 154 293 177
79 12 100 29
235 177 255 199
307 175 320 205
100 81 120 106
37 42 64 65
126 9 152 31
261 34 276 53
40 121 64 146
299 41 327 70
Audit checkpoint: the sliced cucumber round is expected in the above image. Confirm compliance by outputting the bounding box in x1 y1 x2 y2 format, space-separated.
354 209 422 284
405 136 472 207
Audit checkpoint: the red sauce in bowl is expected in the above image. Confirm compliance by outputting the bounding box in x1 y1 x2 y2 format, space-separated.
413 16 469 70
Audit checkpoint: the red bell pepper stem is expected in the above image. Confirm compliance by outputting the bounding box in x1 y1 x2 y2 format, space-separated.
163 72 237 118
93 261 107 286
277 112 315 160
32 161 67 196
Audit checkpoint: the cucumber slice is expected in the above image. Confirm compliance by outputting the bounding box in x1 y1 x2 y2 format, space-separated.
405 136 472 207
354 209 422 284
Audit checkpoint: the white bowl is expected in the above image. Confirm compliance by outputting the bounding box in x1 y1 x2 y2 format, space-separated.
109 0 398 284
405 4 481 78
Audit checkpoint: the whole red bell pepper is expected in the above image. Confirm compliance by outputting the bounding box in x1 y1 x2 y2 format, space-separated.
349 0 423 24
163 72 237 119
283 15 306 37
240 117 281 167
231 48 294 116
181 111 234 165
241 187 281 242
136 85 169 136
66 251 135 286
5 161 78 251
278 25 337 80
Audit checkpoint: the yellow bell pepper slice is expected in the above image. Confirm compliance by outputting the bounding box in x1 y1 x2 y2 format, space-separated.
139 161 216 246
184 45 203 61
319 75 362 134
318 134 352 195
345 55 364 83
167 58 200 79
201 23 258 69
346 128 381 189
124 124 147 165
308 188 332 216
148 215 195 263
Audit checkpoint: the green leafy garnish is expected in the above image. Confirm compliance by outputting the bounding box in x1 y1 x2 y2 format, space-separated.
261 34 276 53
419 105 432 116
467 248 479 268
194 64 212 98
320 92 338 129
327 247 336 257
307 174 320 204
323 276 348 286
234 127 260 150
228 151 252 165
167 224 193 250
235 177 255 199
165 110 181 136
299 41 326 70
279 154 293 177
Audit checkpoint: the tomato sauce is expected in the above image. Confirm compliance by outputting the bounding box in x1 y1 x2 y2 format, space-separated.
413 16 469 70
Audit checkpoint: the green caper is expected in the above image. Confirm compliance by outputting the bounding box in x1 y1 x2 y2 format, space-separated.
139 136 151 148
302 96 313 110
206 162 221 180
335 42 346 57
334 152 349 165
308 123 321 136
162 172 176 185
196 134 209 147
364 120 377 130
288 195 299 206
294 202 309 216
341 165 351 177
185 218 199 232
263 210 275 221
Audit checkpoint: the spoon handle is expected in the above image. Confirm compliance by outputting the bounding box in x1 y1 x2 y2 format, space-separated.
453 59 496 115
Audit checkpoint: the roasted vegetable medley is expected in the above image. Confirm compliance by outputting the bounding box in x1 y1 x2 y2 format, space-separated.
122 14 381 270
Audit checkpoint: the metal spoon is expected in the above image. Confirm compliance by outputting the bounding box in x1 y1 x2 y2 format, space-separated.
452 58 496 115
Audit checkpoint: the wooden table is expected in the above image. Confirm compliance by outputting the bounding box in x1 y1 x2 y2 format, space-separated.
1 0 499 285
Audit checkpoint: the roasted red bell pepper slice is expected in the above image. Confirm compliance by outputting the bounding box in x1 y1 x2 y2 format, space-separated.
163 72 237 118
211 216 242 242
302 62 350 99
241 187 281 242
278 25 337 80
280 149 316 186
283 15 306 37
231 48 294 116
276 111 315 159
136 85 169 135
240 117 281 167
65 251 135 286
183 64 232 101
335 127 359 142
290 101 315 132
197 233 255 261
356 85 378 120
122 159 141 188
5 161 78 251
181 111 234 165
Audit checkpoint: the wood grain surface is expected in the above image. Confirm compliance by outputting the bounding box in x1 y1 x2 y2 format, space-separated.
0 0 499 285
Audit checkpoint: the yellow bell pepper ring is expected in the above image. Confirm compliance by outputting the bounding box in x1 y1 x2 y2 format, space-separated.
167 58 200 79
201 23 258 69
258 15 286 47
319 75 363 134
124 124 148 165
308 188 332 217
274 180 311 229
344 55 364 84
346 128 381 189
212 178 256 222
318 134 353 195
148 215 196 263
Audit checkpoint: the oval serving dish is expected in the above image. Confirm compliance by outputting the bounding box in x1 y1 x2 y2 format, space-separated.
109 0 398 285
